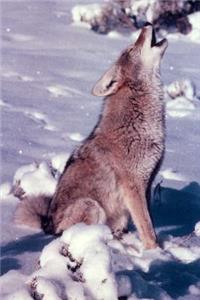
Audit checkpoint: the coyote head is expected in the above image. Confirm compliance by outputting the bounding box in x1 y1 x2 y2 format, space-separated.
92 24 168 97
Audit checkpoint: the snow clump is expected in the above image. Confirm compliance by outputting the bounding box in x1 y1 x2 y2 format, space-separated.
1 224 118 300
194 221 200 237
165 79 197 118
12 161 57 198
187 12 200 42
166 79 195 100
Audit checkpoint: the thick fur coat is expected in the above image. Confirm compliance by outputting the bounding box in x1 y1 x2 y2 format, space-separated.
15 24 168 249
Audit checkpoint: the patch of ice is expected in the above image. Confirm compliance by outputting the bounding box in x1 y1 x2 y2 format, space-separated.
69 132 85 142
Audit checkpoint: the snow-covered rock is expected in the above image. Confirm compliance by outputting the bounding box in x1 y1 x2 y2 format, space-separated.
166 79 195 100
2 221 200 299
1 224 118 300
13 162 57 197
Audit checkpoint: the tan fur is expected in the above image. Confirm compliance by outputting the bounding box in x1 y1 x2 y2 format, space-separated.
14 195 51 229
15 25 168 249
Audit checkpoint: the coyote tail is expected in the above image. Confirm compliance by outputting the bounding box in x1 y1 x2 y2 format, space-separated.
14 195 52 230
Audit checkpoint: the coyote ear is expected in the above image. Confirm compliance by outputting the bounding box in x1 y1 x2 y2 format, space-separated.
92 64 123 97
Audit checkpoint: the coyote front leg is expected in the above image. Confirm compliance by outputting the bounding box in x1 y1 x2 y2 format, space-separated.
124 181 157 249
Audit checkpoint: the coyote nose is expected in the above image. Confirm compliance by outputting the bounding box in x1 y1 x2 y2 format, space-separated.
41 215 55 235
144 22 152 27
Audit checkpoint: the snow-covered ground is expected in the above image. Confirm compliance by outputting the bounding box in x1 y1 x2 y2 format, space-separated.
0 1 200 299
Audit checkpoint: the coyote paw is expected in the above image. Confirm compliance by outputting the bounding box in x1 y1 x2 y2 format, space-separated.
144 240 159 250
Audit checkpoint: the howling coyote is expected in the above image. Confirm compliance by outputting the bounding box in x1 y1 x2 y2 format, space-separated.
15 24 168 249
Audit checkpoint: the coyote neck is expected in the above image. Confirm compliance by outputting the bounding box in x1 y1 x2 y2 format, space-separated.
100 76 165 134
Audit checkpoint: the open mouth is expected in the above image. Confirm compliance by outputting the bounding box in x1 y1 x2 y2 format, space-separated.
144 22 167 48
151 26 157 47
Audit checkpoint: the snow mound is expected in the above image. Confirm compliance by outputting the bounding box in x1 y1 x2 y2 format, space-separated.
164 234 200 264
51 152 70 175
0 270 28 299
188 12 200 43
1 221 200 299
13 161 57 198
60 223 118 299
166 96 195 118
72 4 102 25
1 224 118 300
165 79 197 118
165 79 195 101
